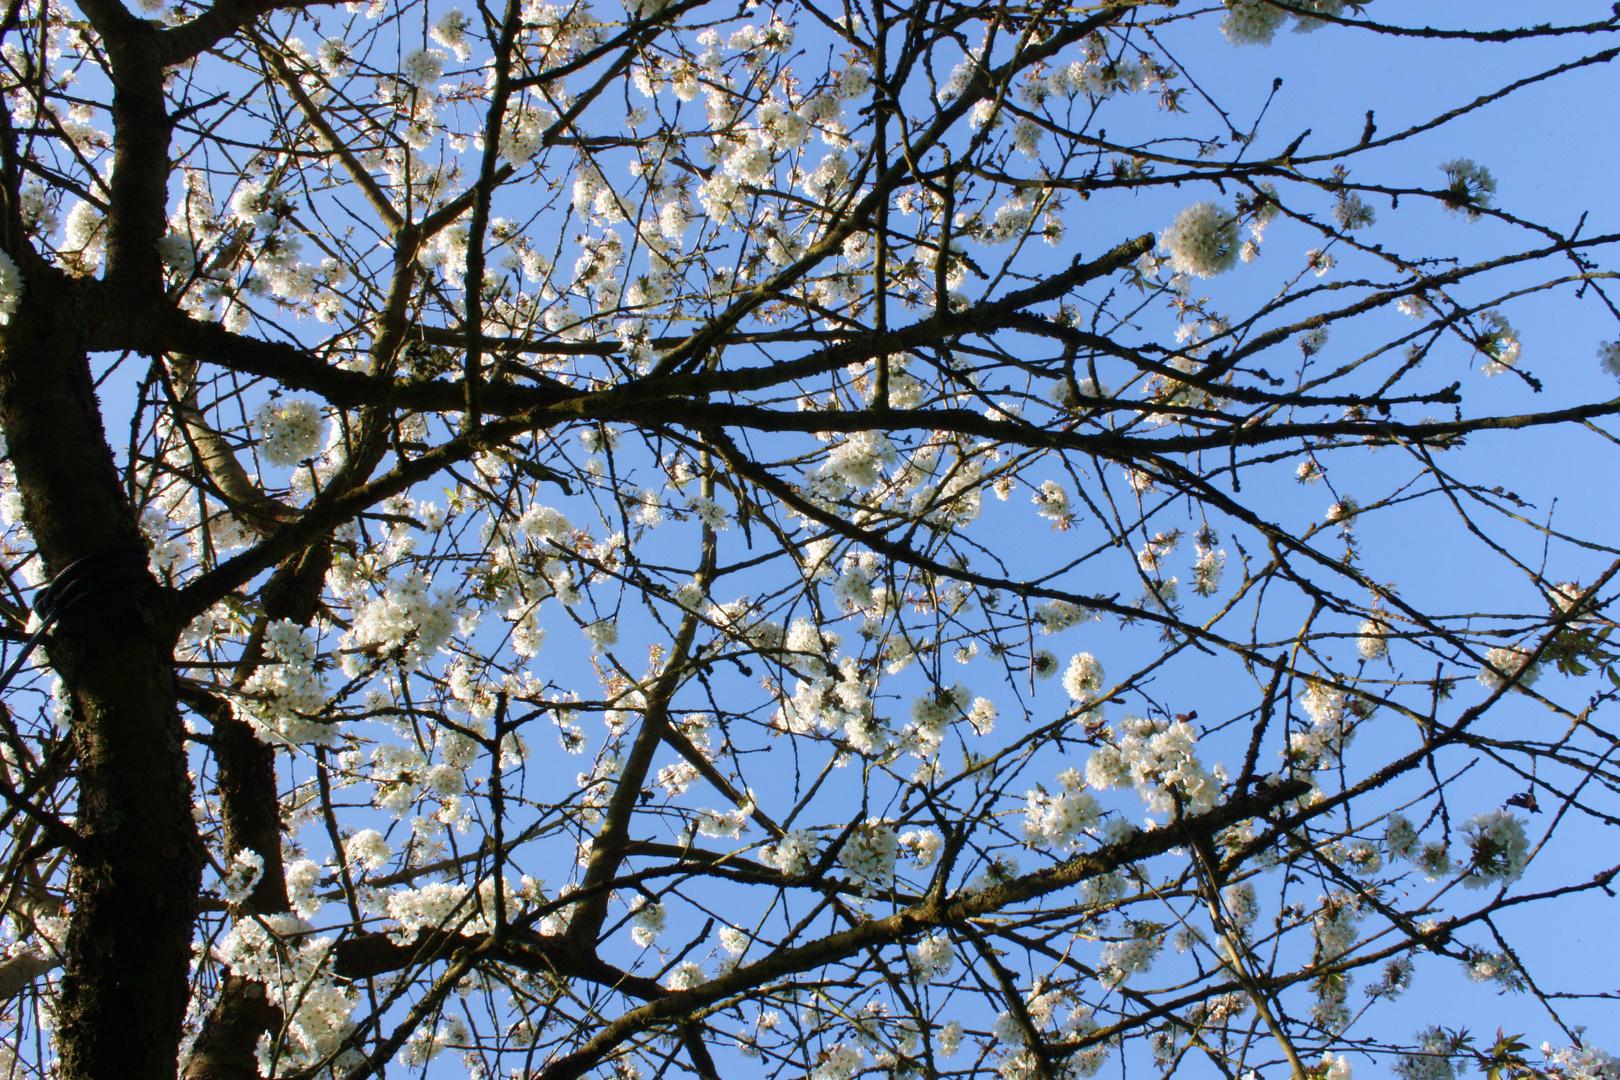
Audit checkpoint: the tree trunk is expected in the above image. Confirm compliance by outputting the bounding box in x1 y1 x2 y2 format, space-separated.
0 269 202 1080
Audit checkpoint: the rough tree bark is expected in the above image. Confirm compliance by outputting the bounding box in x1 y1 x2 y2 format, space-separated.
0 266 203 1080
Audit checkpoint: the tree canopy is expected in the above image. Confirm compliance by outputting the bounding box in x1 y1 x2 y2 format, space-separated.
0 1 1618 1079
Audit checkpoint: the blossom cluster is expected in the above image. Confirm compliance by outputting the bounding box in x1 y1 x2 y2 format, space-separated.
1543 1039 1620 1080
1478 644 1541 691
1085 716 1224 816
217 915 362 1075
1022 769 1102 850
236 620 333 744
1458 810 1529 888
1220 0 1347 45
1287 682 1354 769
1160 202 1239 278
839 819 898 895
